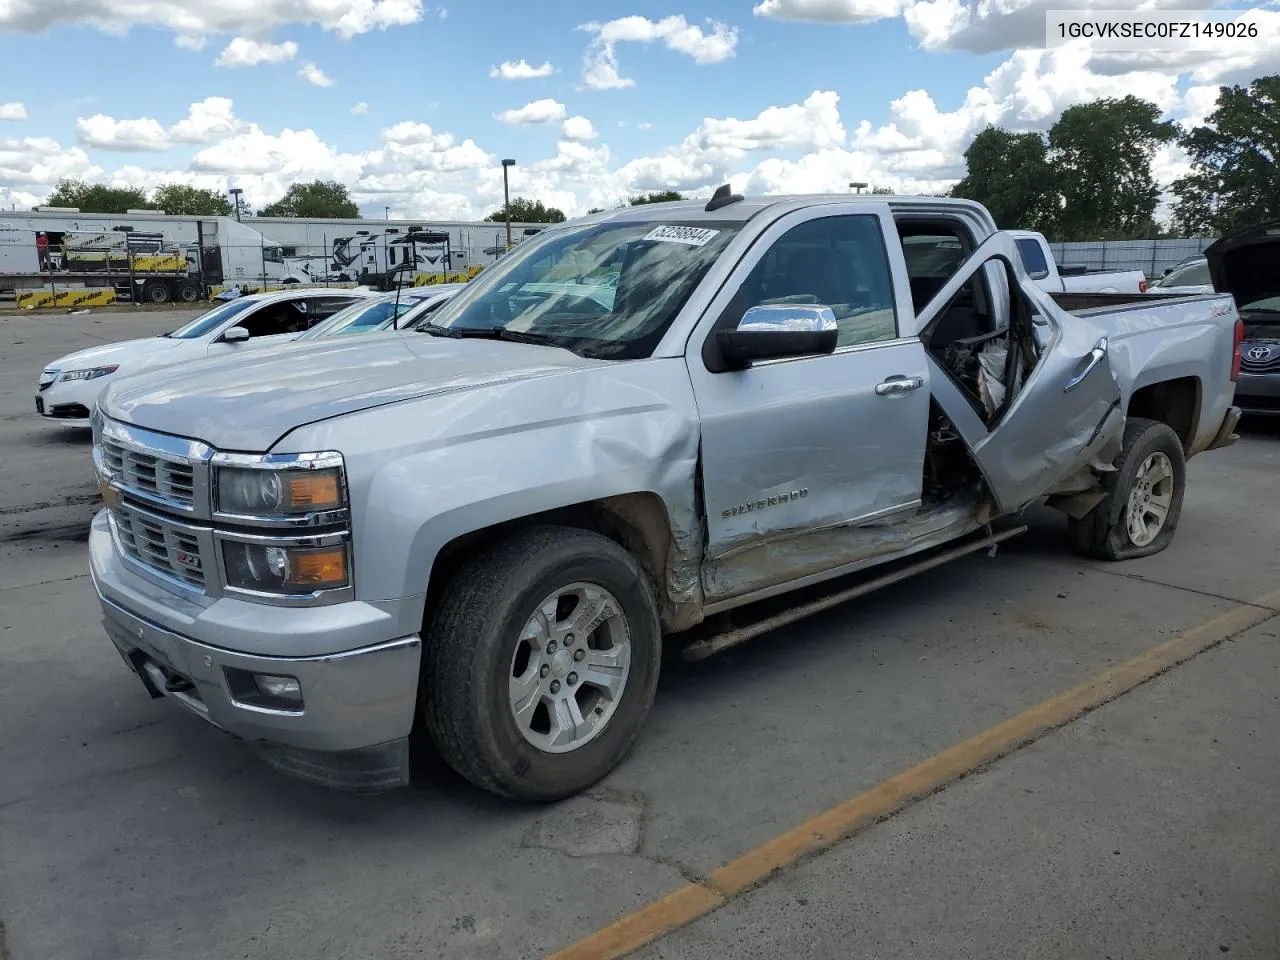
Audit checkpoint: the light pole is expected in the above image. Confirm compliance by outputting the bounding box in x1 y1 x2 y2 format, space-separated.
849 181 868 195
384 206 390 220
229 187 243 221
501 158 516 252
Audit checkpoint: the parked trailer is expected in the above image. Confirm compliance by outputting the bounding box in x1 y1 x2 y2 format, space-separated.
0 214 307 304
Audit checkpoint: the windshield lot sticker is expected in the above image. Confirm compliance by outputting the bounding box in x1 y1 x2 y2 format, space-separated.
643 225 720 246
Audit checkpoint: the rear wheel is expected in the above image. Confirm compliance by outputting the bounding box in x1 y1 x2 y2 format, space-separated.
143 280 171 304
421 526 662 801
1067 417 1186 560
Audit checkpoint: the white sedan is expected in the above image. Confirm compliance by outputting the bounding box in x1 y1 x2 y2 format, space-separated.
1149 256 1214 295
294 284 467 341
35 288 373 428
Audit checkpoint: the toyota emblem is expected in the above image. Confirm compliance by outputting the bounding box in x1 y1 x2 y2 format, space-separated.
1246 345 1272 362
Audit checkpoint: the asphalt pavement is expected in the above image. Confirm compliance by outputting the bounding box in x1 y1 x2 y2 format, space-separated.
0 307 1277 960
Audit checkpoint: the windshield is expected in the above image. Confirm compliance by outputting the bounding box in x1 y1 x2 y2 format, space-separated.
425 220 741 360
1155 260 1210 288
166 298 256 339
296 296 425 340
1241 295 1280 317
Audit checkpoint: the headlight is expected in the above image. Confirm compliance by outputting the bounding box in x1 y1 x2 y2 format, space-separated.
59 365 119 382
216 466 344 516
222 542 350 594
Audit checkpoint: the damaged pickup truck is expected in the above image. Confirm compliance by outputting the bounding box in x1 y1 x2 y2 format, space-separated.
89 190 1244 801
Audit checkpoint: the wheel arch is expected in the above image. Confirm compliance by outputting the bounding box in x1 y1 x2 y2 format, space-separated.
420 490 703 636
1126 374 1201 451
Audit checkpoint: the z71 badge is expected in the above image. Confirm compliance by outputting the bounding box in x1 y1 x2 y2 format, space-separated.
721 488 808 518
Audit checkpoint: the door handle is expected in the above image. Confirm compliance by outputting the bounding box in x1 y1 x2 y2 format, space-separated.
875 375 924 397
1064 337 1108 393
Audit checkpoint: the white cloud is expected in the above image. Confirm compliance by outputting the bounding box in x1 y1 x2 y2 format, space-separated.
1 102 29 121
298 63 336 87
169 97 245 144
74 98 247 152
490 59 555 80
579 15 738 90
215 37 298 68
495 98 567 126
691 90 845 154
20 35 1251 228
75 114 172 152
0 136 99 195
753 0 904 23
351 102 370 115
1180 85 1220 130
1 0 424 41
1082 10 1280 86
562 116 599 142
902 0 1212 54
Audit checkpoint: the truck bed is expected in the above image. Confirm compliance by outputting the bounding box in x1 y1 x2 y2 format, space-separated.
1049 290 1222 315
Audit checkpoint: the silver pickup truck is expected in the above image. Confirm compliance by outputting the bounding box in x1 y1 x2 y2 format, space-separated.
89 191 1243 801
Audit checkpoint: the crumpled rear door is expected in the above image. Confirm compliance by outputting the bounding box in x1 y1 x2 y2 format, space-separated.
913 232 1123 513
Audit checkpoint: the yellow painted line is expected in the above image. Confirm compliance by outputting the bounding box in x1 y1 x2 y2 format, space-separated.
549 589 1280 960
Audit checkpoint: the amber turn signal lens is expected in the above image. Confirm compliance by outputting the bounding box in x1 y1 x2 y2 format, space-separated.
284 471 342 511
285 547 348 587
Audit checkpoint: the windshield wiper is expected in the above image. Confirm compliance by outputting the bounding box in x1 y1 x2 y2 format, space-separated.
416 324 567 348
414 321 460 338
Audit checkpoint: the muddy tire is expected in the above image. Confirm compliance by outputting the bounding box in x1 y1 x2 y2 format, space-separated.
143 280 172 304
421 525 662 801
177 282 200 303
1067 417 1186 561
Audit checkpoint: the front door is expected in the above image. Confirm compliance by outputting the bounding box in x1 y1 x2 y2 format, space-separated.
912 231 1123 513
687 204 930 601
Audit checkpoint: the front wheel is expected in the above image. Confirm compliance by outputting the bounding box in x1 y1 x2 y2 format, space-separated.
421 526 662 801
1067 417 1186 560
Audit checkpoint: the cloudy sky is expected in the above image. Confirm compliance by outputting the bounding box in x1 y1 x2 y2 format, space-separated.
0 0 1275 220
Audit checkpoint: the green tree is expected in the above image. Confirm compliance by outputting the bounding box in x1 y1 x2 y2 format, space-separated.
585 207 605 214
258 180 360 218
1047 96 1176 241
150 184 233 217
628 190 683 205
950 126 1058 231
483 197 567 223
871 186 895 195
1171 75 1280 236
45 178 149 214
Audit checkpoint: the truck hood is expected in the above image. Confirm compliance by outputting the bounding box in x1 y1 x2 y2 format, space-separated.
1205 219 1280 314
48 336 185 371
98 332 605 450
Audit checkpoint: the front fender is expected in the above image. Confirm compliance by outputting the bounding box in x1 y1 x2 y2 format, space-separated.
275 358 703 608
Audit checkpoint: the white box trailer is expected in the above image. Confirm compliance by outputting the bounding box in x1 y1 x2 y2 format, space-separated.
0 212 303 301
0 225 40 275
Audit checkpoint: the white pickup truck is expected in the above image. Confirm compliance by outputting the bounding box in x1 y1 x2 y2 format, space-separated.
1006 230 1148 294
89 191 1242 800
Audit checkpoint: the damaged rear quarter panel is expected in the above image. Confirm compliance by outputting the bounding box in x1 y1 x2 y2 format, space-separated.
273 358 704 620
1070 294 1237 456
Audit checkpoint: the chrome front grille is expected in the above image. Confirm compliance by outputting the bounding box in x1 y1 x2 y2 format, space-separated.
102 437 196 508
111 501 207 589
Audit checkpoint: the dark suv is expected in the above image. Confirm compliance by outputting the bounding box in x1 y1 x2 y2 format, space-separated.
1207 220 1280 415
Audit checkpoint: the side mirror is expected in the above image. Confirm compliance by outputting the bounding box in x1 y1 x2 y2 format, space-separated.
222 326 250 343
716 304 838 368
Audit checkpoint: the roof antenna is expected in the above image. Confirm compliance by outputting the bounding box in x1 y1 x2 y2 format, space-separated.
705 183 744 212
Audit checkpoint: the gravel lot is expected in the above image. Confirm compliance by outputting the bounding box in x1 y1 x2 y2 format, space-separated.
1 308 1278 960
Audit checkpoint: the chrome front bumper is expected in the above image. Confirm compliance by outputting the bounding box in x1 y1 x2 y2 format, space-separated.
90 510 422 791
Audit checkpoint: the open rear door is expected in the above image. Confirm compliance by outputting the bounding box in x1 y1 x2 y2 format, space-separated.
913 232 1123 513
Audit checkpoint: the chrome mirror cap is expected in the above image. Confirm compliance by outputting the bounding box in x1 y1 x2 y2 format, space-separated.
738 304 838 334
